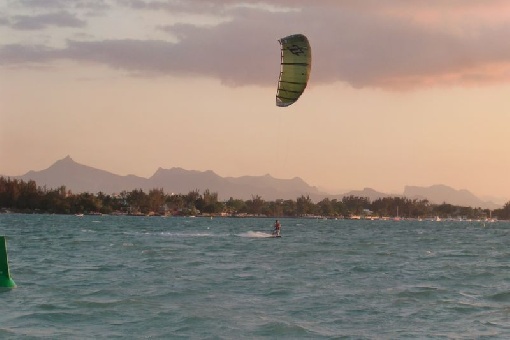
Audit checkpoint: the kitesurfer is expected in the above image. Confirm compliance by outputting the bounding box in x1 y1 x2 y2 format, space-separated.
273 220 281 236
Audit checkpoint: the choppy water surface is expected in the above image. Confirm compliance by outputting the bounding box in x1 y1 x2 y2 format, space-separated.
2 214 510 338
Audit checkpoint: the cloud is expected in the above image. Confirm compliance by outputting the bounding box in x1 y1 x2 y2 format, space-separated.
309 7 510 88
8 11 86 30
124 0 219 12
18 0 109 10
2 1 510 89
18 0 69 8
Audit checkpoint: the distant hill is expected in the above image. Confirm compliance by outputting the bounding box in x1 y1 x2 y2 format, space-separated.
149 167 323 200
4 156 502 208
18 156 147 194
13 156 324 201
404 185 500 210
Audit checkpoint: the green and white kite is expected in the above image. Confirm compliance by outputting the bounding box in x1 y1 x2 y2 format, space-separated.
276 34 311 107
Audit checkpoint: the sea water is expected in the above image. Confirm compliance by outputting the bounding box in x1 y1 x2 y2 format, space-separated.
1 214 510 339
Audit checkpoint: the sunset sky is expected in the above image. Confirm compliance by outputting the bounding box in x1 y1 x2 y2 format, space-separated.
1 1 510 203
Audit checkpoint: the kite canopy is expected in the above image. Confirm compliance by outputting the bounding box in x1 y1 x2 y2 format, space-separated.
276 34 311 107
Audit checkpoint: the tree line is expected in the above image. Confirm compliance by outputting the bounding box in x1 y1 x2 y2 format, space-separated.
1 177 509 219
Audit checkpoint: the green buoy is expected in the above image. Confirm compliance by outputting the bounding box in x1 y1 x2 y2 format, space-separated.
0 236 16 288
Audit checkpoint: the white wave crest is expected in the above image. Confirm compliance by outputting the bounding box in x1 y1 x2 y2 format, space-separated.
238 231 274 238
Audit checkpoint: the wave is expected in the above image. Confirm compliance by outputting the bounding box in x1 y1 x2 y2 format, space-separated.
488 291 510 302
158 232 217 238
238 231 274 238
124 231 218 238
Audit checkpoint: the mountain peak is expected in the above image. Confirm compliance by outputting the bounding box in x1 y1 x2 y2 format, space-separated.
58 155 74 163
48 156 81 169
47 155 80 171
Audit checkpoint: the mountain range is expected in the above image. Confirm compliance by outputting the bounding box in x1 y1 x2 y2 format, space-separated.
5 156 502 209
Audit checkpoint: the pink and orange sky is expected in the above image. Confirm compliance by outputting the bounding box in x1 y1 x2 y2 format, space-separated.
1 1 510 203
